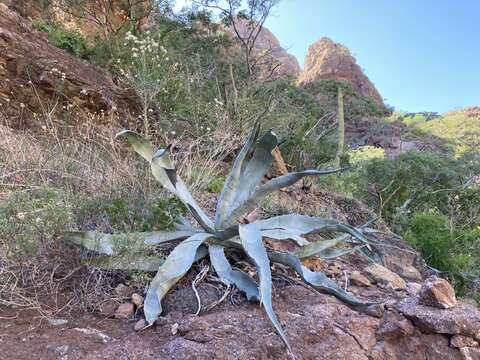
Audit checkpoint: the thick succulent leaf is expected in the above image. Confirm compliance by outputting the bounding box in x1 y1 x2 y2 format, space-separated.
261 229 309 246
215 121 260 228
64 230 199 256
208 244 260 301
84 254 165 272
255 214 370 246
223 131 278 226
239 224 291 352
116 129 214 231
268 251 374 307
115 130 154 162
84 247 209 272
229 168 341 222
294 238 341 259
144 233 213 324
316 247 357 259
151 144 214 231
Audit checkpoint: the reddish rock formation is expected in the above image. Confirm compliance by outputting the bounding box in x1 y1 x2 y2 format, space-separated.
299 37 385 107
227 18 301 77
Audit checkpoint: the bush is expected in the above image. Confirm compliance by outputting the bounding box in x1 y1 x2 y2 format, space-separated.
32 19 90 58
0 185 73 260
74 191 187 233
404 214 464 273
206 176 225 193
404 213 479 295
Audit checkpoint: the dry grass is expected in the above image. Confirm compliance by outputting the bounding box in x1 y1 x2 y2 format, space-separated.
0 109 244 316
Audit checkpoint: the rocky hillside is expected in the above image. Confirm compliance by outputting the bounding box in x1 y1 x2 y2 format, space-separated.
2 228 480 359
0 3 136 129
299 37 385 107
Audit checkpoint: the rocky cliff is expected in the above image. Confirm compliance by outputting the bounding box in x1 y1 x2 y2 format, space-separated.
299 37 385 107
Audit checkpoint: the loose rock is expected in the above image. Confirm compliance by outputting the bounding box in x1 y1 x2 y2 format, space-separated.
365 264 406 290
406 282 422 296
451 335 479 348
115 284 135 298
114 303 134 319
134 318 148 332
98 300 119 317
131 293 144 307
349 271 371 287
418 276 457 309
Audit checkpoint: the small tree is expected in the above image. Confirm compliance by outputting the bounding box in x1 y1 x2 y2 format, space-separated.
117 30 178 136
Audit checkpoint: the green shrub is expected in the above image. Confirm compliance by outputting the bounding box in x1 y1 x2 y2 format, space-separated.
348 146 385 164
404 213 479 295
206 176 225 193
32 19 90 58
0 186 73 260
404 214 462 273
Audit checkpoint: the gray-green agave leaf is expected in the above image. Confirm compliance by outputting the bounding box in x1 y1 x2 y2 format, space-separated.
215 121 260 228
64 230 199 256
239 223 291 352
144 232 213 324
268 251 372 307
228 168 342 222
84 254 165 272
116 129 214 231
220 130 278 227
208 244 260 301
255 214 369 246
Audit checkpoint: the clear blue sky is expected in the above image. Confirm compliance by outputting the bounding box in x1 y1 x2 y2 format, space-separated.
264 0 480 113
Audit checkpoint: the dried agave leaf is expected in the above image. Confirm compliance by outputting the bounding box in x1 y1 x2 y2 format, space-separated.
268 251 374 307
84 254 165 272
208 244 260 301
215 121 260 228
294 238 341 259
260 229 309 246
64 230 198 256
144 233 213 324
239 223 291 352
255 214 370 246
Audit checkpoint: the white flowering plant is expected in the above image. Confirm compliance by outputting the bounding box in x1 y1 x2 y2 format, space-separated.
117 31 180 136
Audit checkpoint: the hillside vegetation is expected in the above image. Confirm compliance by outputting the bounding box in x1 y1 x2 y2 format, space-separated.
0 2 479 356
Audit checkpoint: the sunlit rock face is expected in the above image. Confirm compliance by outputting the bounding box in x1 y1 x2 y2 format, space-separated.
299 37 384 107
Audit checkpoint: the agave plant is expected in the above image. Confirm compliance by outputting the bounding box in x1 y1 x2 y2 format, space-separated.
66 122 379 352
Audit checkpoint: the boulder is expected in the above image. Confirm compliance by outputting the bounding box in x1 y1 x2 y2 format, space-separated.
396 296 480 339
418 276 457 309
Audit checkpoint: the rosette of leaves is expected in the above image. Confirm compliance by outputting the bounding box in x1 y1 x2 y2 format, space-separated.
65 122 379 352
